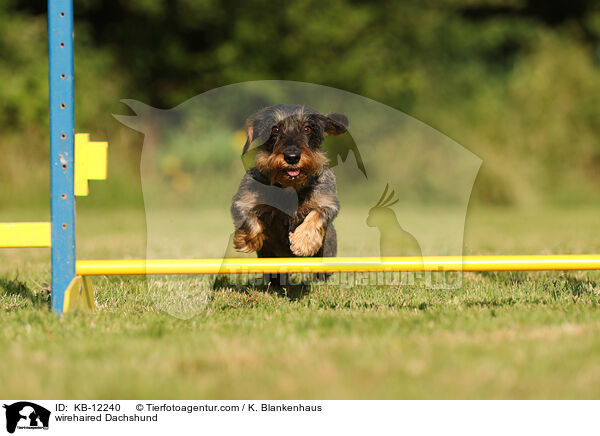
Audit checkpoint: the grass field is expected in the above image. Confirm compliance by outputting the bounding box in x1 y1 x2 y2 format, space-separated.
1 206 600 399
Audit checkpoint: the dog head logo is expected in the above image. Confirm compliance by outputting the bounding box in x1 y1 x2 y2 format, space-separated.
3 402 50 434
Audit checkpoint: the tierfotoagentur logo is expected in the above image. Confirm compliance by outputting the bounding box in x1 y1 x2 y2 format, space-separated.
2 402 50 434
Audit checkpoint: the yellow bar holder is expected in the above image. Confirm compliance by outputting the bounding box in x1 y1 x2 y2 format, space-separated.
74 133 108 196
63 276 96 313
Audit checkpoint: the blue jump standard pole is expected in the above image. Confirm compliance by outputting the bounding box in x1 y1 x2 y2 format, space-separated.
48 0 76 313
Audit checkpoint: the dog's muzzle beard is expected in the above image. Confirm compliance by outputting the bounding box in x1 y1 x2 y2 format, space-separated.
272 160 306 187
283 149 302 179
283 166 301 180
255 148 329 189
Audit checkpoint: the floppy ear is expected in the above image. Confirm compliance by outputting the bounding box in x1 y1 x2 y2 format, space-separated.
324 113 348 136
242 111 273 154
242 111 275 154
242 119 254 155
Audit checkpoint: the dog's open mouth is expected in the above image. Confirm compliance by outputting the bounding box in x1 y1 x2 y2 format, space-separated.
285 169 301 178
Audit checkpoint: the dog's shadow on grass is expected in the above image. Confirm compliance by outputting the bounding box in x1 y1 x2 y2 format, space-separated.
0 277 51 307
212 276 311 301
553 274 598 298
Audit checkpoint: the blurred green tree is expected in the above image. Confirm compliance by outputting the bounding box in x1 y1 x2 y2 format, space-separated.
1 0 600 207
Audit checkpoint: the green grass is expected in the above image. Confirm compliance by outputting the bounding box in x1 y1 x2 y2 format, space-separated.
1 206 600 399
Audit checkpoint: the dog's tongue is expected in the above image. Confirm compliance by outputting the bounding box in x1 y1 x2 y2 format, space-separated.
287 169 300 177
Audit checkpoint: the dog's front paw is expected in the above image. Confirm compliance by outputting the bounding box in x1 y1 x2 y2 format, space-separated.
289 221 324 257
233 228 265 253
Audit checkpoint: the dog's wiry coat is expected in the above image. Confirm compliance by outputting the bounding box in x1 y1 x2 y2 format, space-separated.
231 104 348 285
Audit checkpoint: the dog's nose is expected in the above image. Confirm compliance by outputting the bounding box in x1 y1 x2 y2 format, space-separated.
284 152 301 165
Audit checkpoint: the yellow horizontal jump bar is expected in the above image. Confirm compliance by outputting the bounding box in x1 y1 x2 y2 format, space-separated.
0 222 51 248
75 255 600 275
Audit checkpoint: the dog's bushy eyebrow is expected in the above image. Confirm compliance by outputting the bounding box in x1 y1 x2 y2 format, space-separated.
242 105 348 154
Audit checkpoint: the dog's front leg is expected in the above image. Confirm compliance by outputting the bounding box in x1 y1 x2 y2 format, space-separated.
289 210 327 257
233 214 266 253
231 173 270 253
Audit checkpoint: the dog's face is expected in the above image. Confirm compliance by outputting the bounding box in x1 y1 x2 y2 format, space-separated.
243 104 348 188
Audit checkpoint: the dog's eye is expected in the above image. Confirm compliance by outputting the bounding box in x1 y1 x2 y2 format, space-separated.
271 126 280 134
303 125 312 134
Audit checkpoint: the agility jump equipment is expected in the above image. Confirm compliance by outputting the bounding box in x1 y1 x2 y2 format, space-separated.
1 0 600 314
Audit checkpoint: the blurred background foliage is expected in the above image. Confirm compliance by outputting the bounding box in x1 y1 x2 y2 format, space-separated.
1 0 600 209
